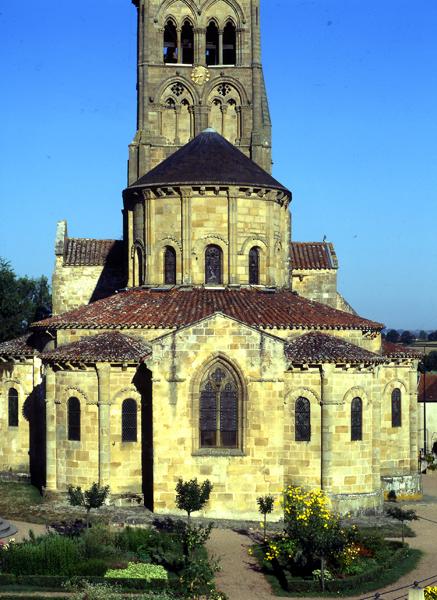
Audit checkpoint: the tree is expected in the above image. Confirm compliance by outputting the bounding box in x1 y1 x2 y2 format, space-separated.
0 257 51 343
257 495 275 542
421 351 437 372
386 329 400 343
400 330 415 345
419 330 428 341
175 478 213 524
385 506 417 544
67 482 110 528
428 331 437 342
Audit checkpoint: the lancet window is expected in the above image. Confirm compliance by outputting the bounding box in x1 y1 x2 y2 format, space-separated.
68 397 81 441
206 21 219 65
164 19 178 63
249 247 260 285
351 397 363 441
200 365 239 448
181 20 194 64
205 245 223 285
8 388 18 427
223 21 237 64
391 389 402 428
295 397 311 442
164 246 176 285
122 399 137 442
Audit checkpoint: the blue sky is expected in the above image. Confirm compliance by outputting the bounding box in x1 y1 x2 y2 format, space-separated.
0 1 436 329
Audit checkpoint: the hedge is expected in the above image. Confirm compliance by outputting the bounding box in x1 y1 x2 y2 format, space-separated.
0 573 169 591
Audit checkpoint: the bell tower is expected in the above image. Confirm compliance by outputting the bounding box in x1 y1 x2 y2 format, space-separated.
128 0 272 184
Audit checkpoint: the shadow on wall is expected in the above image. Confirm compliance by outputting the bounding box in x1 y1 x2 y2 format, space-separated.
133 364 154 511
90 241 127 303
23 383 46 491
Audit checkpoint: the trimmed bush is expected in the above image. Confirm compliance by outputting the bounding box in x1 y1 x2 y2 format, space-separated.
105 562 168 581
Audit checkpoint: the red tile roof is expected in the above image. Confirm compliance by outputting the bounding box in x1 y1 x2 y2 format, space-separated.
286 332 385 364
63 239 124 267
42 332 151 364
382 341 422 359
0 333 43 358
291 242 338 270
33 288 383 332
418 373 437 402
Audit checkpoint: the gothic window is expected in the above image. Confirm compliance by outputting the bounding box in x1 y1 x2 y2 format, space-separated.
223 21 237 65
206 21 219 65
295 397 311 442
161 84 194 145
8 388 18 427
164 20 178 63
391 388 402 428
351 397 363 441
200 366 239 448
68 397 81 441
122 399 137 442
249 247 260 285
181 20 194 64
205 245 223 284
164 246 176 285
207 83 241 144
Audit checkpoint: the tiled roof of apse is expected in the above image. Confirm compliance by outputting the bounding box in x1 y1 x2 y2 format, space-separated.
63 239 124 267
33 288 383 332
291 242 338 270
286 332 385 364
382 341 423 359
0 334 42 358
129 130 290 195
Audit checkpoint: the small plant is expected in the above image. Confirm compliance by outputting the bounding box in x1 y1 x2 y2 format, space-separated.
105 562 168 581
257 495 275 542
175 478 213 524
49 519 87 537
67 482 110 528
385 506 418 544
65 580 123 600
426 587 437 600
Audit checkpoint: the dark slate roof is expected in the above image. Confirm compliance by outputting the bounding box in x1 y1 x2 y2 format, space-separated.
291 242 338 270
382 341 422 359
286 332 385 364
418 373 437 402
0 333 44 358
63 239 124 267
33 288 383 332
42 332 151 364
129 130 290 195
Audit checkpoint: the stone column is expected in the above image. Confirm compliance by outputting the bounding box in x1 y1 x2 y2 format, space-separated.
409 367 419 472
371 367 382 490
228 190 238 285
45 366 57 491
176 28 182 63
96 363 111 487
181 188 192 285
218 30 224 65
320 365 338 491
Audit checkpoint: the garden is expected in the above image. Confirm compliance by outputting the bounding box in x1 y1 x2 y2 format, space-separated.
253 486 422 596
0 479 226 600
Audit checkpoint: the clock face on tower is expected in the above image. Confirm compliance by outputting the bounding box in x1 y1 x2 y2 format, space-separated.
191 65 210 86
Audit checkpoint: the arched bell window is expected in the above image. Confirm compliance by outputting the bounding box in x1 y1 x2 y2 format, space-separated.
164 19 178 63
391 388 402 428
8 388 19 427
249 247 260 285
181 20 194 64
295 397 311 442
122 399 137 442
223 21 237 65
205 245 223 284
206 21 219 65
68 397 81 441
200 365 239 448
164 246 176 285
351 397 363 441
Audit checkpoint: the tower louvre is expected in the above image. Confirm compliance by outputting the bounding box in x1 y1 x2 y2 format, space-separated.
128 0 272 184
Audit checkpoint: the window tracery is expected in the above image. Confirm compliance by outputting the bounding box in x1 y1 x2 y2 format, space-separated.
8 388 18 427
200 365 239 448
391 388 402 428
295 397 311 442
207 83 241 143
351 397 363 441
161 82 194 145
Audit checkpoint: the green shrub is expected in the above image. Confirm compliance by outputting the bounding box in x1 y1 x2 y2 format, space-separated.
66 580 123 600
105 562 168 581
82 523 117 559
116 527 186 572
74 558 108 576
116 526 161 553
426 587 437 600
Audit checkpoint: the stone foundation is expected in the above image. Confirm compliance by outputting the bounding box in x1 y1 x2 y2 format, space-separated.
329 489 384 516
381 474 423 500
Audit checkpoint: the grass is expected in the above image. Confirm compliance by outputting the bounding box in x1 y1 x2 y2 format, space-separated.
359 524 416 539
263 548 422 597
0 482 44 522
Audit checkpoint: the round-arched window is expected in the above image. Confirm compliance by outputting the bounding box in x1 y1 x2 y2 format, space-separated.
8 388 18 427
205 245 223 284
68 397 81 441
249 247 260 285
295 397 311 442
351 397 363 441
122 399 137 442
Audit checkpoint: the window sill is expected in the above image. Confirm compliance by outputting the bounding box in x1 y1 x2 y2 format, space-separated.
193 448 245 457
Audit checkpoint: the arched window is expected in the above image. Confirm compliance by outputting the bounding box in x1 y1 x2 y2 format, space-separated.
351 397 363 441
181 20 194 64
249 247 260 285
223 21 236 65
206 21 219 65
122 399 137 442
136 246 144 286
391 388 402 428
8 388 18 427
295 397 311 442
200 365 239 448
205 245 223 284
68 397 81 441
164 246 176 285
164 20 178 63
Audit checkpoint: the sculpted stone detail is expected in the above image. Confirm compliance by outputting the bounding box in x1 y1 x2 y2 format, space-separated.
191 65 210 86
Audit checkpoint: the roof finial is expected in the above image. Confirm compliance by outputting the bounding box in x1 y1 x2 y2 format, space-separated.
202 127 217 133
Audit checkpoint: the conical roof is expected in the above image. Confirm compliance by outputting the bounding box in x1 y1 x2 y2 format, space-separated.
129 129 290 194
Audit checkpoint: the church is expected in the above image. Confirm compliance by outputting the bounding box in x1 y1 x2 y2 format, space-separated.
0 0 422 520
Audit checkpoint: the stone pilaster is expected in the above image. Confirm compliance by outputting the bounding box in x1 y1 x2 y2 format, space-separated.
96 363 111 487
181 188 192 285
45 366 57 491
372 367 382 490
409 367 419 472
320 365 338 491
228 191 238 284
